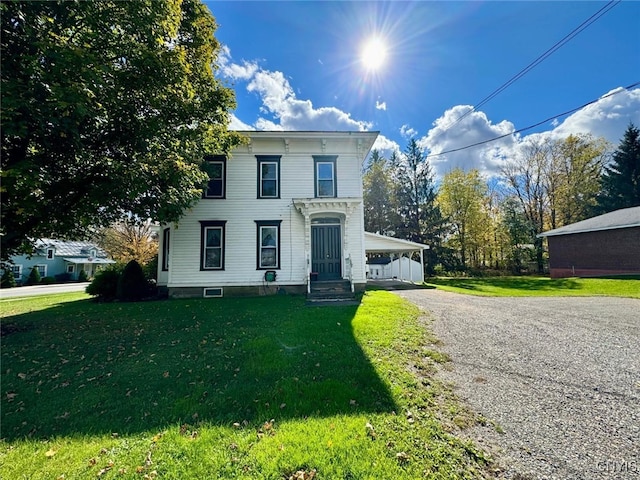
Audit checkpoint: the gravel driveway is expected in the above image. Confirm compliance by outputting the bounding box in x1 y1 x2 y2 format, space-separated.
394 288 639 480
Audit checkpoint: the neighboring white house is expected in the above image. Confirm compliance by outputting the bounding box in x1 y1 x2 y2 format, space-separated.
4 239 114 284
157 131 379 298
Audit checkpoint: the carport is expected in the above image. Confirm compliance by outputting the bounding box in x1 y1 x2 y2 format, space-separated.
364 232 429 283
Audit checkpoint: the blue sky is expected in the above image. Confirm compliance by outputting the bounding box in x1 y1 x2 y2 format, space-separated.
206 1 640 177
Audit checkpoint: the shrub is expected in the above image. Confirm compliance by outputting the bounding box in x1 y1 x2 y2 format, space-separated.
40 276 56 285
78 269 89 282
1 269 16 288
26 267 41 285
117 260 149 301
143 255 158 281
54 272 72 283
86 267 121 302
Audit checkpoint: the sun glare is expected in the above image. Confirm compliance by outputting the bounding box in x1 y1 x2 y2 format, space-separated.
361 37 387 71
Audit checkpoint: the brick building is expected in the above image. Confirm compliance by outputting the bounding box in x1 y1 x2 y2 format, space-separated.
538 206 640 278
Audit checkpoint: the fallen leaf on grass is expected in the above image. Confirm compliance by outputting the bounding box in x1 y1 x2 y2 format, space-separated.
396 451 410 464
45 448 57 458
288 469 316 480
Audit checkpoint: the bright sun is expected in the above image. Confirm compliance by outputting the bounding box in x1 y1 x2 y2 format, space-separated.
361 37 387 71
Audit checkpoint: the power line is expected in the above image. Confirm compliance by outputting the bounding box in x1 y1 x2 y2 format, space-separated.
442 0 620 132
425 81 640 159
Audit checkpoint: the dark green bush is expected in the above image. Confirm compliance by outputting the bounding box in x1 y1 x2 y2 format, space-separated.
78 269 89 282
1 269 16 288
86 267 121 301
40 276 56 285
26 267 41 285
54 272 72 283
143 255 158 281
117 260 149 302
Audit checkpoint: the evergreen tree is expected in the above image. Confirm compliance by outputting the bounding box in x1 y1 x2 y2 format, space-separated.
598 123 640 213
363 150 394 235
390 139 445 273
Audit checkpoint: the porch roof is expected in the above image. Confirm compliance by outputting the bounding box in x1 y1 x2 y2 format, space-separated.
364 232 429 253
63 257 116 265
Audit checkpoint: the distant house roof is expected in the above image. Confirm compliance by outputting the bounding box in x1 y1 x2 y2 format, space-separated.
364 232 430 253
35 239 110 259
538 206 640 238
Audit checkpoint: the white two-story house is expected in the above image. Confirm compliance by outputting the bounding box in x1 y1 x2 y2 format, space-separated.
157 130 379 298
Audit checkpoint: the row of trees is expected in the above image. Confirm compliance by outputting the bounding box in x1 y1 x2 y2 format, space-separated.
364 124 640 274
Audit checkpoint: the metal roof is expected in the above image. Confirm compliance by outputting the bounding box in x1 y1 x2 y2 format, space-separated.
538 206 640 237
35 239 110 258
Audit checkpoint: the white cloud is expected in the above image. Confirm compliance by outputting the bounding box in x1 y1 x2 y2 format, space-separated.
371 134 400 159
400 124 417 139
217 45 259 80
229 114 253 131
375 100 387 111
418 105 517 178
220 48 371 132
547 87 640 145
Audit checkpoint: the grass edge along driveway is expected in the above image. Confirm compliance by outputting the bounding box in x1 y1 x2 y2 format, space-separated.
424 276 640 298
1 291 492 479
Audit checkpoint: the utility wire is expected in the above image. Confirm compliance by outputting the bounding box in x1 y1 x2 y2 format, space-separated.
425 81 640 159
443 0 620 131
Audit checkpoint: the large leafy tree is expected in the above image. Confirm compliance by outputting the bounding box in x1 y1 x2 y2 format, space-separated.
1 0 242 260
437 168 488 269
597 123 640 213
545 134 607 227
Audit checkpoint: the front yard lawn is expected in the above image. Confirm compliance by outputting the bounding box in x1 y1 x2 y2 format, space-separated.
425 276 640 298
0 291 491 479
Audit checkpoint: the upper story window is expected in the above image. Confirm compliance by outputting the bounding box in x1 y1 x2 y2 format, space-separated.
313 156 337 198
46 248 55 260
257 156 281 199
200 220 226 270
203 155 226 199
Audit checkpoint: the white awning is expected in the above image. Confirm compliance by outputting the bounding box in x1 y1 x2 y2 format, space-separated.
63 257 115 265
365 232 429 284
364 232 429 253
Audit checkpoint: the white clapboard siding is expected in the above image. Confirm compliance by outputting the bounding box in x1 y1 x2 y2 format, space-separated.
158 131 378 292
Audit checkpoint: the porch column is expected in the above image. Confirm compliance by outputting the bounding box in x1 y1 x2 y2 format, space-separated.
303 213 311 293
419 249 425 283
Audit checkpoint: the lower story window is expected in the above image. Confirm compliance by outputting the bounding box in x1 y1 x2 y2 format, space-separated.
200 221 226 270
67 264 75 274
10 265 22 280
36 265 47 277
255 220 282 269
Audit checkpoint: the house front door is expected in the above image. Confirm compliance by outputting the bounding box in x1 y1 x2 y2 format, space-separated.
311 223 341 281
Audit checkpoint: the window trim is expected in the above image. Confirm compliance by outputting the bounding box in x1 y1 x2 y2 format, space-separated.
10 265 22 280
256 155 281 199
313 155 338 198
200 220 226 271
255 220 282 270
203 155 226 199
161 227 170 271
46 248 55 260
67 264 75 274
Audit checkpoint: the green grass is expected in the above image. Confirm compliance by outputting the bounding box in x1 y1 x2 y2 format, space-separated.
425 276 640 298
0 292 491 479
